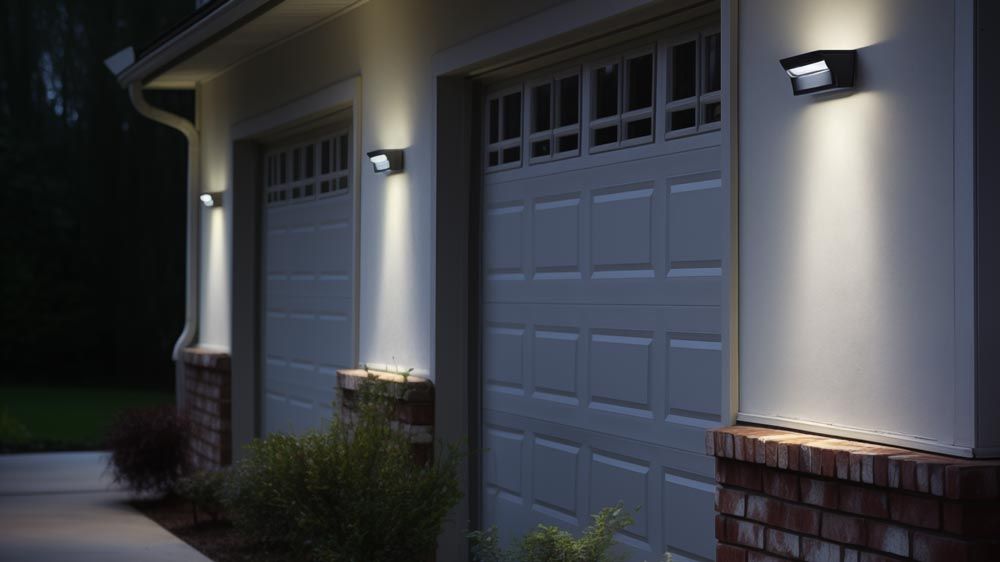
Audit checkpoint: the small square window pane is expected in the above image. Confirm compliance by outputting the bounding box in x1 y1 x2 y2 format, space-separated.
321 180 331 193
672 41 697 100
304 145 315 178
502 92 521 140
704 33 722 93
669 108 696 131
292 187 301 199
531 139 551 158
339 135 349 171
488 151 499 167
304 183 314 196
704 102 721 124
321 140 331 174
625 118 652 139
626 54 653 111
594 63 619 119
557 75 579 127
557 134 578 153
532 84 552 133
338 176 349 190
489 98 499 144
502 146 520 163
594 125 617 146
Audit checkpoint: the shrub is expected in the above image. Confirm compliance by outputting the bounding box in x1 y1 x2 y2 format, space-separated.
105 405 190 494
176 469 228 523
224 376 464 561
469 502 636 562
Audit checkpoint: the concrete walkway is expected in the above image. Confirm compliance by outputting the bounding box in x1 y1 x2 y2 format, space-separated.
0 452 212 562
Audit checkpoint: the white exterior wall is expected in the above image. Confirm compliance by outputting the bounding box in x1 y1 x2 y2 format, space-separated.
195 0 564 375
737 0 975 454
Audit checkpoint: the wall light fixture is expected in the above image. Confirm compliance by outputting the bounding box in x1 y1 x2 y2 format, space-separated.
366 149 404 174
780 50 857 96
200 192 222 207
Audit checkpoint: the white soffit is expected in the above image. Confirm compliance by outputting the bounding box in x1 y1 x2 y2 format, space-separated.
124 0 363 89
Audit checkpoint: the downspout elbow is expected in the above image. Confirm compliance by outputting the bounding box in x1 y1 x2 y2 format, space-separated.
127 82 200 361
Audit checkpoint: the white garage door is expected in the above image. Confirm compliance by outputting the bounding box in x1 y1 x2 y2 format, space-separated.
261 128 354 436
482 28 723 562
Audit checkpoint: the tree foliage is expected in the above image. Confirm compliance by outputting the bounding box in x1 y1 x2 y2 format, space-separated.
0 0 194 389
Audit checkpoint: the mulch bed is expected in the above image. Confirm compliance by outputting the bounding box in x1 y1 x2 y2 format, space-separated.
131 496 296 562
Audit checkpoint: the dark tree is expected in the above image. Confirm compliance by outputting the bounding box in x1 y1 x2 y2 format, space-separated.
0 0 194 391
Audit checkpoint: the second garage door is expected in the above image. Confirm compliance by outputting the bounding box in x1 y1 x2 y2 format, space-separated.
261 127 355 436
481 26 724 562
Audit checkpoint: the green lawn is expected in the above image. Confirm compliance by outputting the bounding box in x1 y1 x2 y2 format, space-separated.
0 386 173 451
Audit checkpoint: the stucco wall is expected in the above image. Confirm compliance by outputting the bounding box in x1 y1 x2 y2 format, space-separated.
196 0 564 376
737 0 974 453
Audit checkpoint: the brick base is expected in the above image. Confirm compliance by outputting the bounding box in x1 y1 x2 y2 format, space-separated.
181 347 232 470
336 368 434 464
708 426 1000 562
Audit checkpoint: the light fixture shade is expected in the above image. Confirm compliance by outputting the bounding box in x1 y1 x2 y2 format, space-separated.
779 50 856 95
366 149 404 174
200 192 221 207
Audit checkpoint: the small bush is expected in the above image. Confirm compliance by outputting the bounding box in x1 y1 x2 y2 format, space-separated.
105 405 190 494
224 376 464 561
176 469 228 523
469 502 635 562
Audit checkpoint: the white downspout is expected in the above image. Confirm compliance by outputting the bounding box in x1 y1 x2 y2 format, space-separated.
127 82 201 367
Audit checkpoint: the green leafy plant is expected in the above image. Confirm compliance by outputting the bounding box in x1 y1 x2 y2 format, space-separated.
176 469 228 524
363 357 414 383
105 405 190 494
469 502 636 562
224 376 464 561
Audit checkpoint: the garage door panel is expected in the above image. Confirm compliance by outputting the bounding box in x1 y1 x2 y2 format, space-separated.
591 184 657 276
532 195 581 276
483 410 715 561
486 276 721 307
483 145 719 205
662 471 716 561
532 436 580 519
668 174 723 273
532 327 579 398
485 204 526 278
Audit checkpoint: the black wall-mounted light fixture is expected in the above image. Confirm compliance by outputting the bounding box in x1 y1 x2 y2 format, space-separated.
780 50 856 96
200 192 222 207
366 149 404 174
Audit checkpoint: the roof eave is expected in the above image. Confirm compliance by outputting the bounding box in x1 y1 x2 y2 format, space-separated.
113 0 276 88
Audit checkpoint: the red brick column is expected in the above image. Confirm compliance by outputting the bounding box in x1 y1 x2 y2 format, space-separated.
707 426 1000 562
180 347 232 470
336 368 434 464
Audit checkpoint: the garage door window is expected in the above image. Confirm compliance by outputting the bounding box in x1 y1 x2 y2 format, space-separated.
527 70 581 163
666 31 721 137
265 130 351 206
485 27 720 173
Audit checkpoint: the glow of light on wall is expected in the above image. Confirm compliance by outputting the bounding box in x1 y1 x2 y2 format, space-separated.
369 169 419 370
777 90 895 422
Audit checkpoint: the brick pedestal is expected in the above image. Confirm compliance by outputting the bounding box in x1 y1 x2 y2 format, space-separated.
336 368 434 464
708 426 1000 562
181 347 232 470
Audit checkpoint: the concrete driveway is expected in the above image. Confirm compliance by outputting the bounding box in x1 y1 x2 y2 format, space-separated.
0 451 211 562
